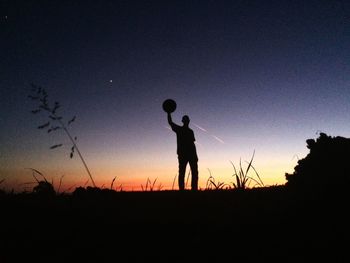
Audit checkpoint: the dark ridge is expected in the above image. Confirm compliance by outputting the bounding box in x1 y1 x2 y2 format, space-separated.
0 185 347 262
286 132 350 196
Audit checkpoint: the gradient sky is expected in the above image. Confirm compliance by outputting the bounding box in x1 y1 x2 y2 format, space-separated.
1 0 350 191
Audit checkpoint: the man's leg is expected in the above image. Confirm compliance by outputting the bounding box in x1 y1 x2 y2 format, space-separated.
178 157 187 190
189 159 198 191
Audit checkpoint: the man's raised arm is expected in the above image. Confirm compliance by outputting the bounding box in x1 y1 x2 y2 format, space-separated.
167 112 178 131
167 112 173 126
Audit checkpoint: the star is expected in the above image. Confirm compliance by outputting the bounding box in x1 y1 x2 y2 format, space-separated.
109 80 113 83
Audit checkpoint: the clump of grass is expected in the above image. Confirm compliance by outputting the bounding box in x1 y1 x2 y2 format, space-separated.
28 83 96 187
230 150 264 189
109 176 123 191
205 168 228 190
26 168 56 196
141 177 162 191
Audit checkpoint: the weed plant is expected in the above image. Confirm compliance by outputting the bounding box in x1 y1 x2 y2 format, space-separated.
28 84 96 187
206 168 228 190
230 151 264 189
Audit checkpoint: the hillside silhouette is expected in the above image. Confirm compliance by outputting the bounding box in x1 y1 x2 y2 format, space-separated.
286 132 350 194
1 133 349 262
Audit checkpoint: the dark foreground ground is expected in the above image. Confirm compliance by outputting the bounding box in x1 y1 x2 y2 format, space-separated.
0 186 348 262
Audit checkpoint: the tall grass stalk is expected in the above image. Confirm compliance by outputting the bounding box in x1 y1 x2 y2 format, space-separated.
172 174 177 190
111 176 117 190
57 175 65 194
28 84 96 187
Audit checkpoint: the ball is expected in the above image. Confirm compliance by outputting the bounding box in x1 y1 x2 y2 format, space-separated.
162 99 177 113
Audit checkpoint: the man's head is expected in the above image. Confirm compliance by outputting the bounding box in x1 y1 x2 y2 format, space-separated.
182 115 190 126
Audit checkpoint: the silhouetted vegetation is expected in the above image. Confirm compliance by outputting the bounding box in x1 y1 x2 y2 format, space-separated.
141 177 162 191
28 83 96 187
1 134 348 262
285 132 350 194
32 181 55 196
25 168 56 197
205 168 229 190
230 150 264 189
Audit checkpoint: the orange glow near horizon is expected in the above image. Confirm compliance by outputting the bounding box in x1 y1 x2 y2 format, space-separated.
1 160 290 193
1 136 297 193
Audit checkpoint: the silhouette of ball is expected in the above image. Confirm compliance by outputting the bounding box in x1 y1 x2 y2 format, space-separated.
162 99 177 113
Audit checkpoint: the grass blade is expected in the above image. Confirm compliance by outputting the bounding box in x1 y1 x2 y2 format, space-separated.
111 176 116 190
245 150 255 176
250 164 264 186
172 174 177 190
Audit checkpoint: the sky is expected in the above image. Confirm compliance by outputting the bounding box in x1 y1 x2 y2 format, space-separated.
1 0 350 192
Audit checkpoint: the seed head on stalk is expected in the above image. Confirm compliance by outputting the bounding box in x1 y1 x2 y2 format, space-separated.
28 83 96 187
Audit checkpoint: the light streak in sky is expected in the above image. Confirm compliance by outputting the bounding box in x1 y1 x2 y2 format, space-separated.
211 135 225 144
164 123 225 144
193 123 207 132
193 123 225 144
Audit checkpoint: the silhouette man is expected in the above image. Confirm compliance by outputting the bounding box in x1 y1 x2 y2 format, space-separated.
167 113 198 191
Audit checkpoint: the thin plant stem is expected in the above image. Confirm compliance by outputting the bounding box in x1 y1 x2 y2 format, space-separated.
56 115 96 187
